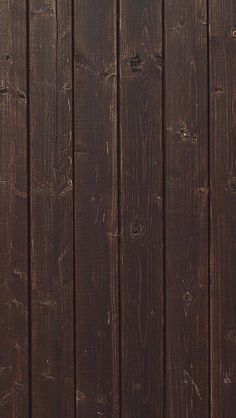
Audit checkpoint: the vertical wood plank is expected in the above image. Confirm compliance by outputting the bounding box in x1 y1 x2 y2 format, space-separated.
119 0 163 416
29 1 74 417
210 2 236 417
74 1 119 417
165 1 209 417
0 1 29 417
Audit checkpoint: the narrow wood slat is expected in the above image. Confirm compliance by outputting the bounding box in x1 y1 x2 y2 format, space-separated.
74 1 119 417
210 2 236 417
0 1 29 417
119 0 163 416
29 1 74 417
165 1 209 417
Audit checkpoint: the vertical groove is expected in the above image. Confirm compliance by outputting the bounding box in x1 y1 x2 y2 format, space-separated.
207 0 211 417
26 0 32 416
162 0 166 417
116 0 122 415
72 0 77 415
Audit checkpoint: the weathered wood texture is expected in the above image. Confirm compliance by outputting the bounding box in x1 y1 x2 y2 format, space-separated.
74 1 119 417
165 1 209 417
119 1 163 417
1 1 236 417
0 1 29 418
210 2 236 417
29 1 74 417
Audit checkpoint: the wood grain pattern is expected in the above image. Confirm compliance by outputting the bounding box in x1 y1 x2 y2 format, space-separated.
119 1 163 416
0 1 29 417
210 2 236 417
29 1 74 417
1 2 236 417
74 1 119 417
165 1 209 417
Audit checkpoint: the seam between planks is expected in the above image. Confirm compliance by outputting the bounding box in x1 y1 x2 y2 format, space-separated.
162 0 166 417
117 0 122 416
26 0 32 416
72 0 77 415
207 0 211 417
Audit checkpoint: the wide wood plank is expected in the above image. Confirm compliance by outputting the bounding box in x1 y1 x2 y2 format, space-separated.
119 0 163 416
210 2 236 417
0 1 29 417
74 1 119 417
29 1 74 417
165 1 209 417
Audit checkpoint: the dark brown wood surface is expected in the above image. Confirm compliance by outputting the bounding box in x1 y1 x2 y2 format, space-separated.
29 1 74 417
0 1 29 418
165 1 209 417
119 1 163 417
74 1 119 417
210 2 236 417
1 1 236 417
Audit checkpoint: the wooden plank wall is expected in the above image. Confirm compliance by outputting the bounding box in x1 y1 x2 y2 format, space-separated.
74 0 119 417
119 0 163 417
0 1 29 418
210 1 236 417
165 1 209 417
0 1 235 418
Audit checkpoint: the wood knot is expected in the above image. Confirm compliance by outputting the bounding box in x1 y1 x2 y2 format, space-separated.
228 178 236 193
97 394 106 405
130 221 145 237
1 53 12 62
197 186 209 195
178 127 189 141
76 389 88 402
16 89 26 100
152 52 164 69
0 85 8 95
214 87 223 95
32 4 55 15
182 291 193 317
129 55 143 73
229 27 236 39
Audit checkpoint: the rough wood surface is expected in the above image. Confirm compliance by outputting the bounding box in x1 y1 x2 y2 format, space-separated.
0 1 29 417
119 0 163 416
165 1 209 417
0 1 236 417
29 1 74 417
210 2 236 417
74 0 119 417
